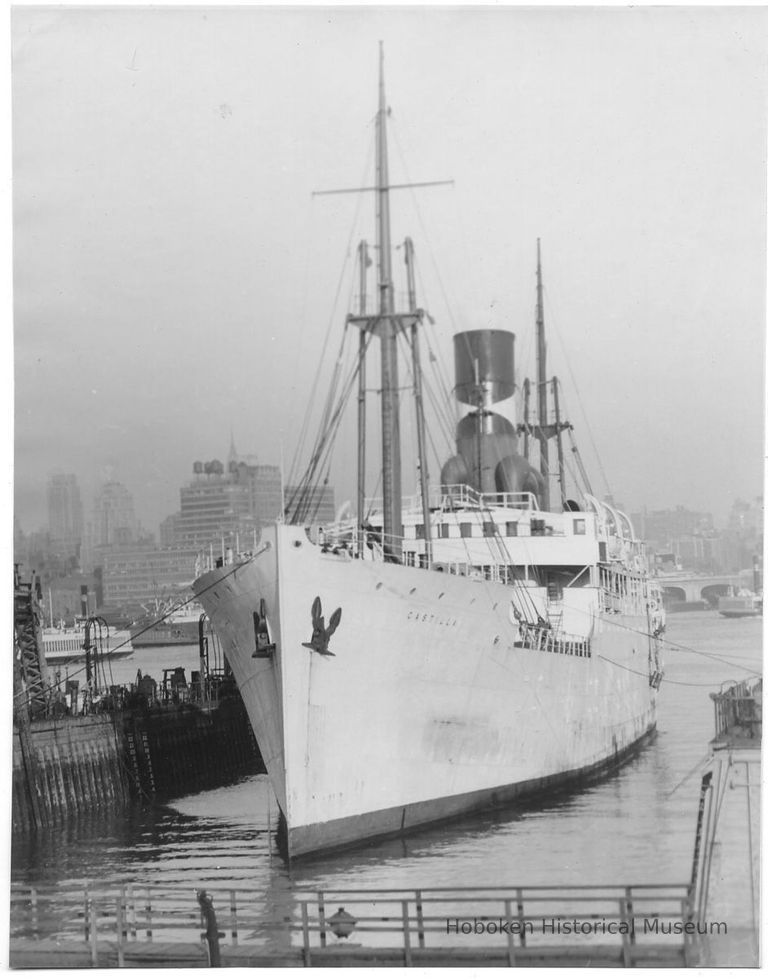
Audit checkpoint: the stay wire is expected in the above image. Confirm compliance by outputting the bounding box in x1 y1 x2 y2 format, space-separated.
291 329 372 522
543 282 612 499
595 653 756 688
288 130 375 488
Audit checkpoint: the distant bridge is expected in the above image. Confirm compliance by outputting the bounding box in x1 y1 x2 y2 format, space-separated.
656 574 738 609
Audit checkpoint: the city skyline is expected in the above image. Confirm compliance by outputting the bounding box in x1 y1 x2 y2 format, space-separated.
21 459 762 548
13 8 766 538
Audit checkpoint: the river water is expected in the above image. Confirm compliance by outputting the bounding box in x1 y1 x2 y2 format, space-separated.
11 612 761 953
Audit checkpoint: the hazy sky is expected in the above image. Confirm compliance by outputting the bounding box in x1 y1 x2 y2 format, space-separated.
12 5 767 537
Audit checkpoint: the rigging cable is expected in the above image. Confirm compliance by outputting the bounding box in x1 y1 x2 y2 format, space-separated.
596 653 759 688
20 551 269 702
288 129 375 490
390 123 463 341
291 327 374 523
542 281 612 499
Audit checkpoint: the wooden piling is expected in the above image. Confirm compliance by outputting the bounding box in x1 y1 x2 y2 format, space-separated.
13 695 262 833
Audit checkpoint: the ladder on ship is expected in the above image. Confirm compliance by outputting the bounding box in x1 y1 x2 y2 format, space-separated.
13 565 49 716
548 609 563 634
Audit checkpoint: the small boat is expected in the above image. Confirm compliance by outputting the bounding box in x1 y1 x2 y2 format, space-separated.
41 622 134 666
717 589 763 619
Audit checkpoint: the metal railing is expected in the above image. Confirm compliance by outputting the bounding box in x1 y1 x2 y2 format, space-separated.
362 486 541 515
297 884 695 965
10 881 695 967
710 677 762 744
10 882 278 966
516 621 591 658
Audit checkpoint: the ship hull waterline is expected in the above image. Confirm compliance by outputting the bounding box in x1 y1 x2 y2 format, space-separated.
194 524 659 860
283 723 657 859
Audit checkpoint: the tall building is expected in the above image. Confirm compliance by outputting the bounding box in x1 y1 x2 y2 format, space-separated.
174 459 256 550
284 483 336 524
79 480 140 573
101 544 199 609
236 462 283 526
93 481 137 547
159 512 181 547
227 436 283 527
46 473 83 560
163 445 334 553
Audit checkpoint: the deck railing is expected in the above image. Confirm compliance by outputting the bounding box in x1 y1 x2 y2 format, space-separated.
710 677 762 744
363 485 541 515
516 621 591 658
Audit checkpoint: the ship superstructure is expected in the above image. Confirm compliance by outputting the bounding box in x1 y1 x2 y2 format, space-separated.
130 600 208 647
193 47 664 859
42 622 134 666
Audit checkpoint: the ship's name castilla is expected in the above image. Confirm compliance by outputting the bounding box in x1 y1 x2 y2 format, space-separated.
407 609 458 627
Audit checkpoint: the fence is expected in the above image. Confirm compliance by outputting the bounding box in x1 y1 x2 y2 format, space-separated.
10 881 696 967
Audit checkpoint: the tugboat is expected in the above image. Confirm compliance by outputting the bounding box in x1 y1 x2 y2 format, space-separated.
717 588 762 619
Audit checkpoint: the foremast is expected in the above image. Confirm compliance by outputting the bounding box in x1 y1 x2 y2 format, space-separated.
375 43 403 562
347 44 446 562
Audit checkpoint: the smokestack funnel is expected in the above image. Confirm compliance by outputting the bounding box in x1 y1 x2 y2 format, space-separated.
453 330 515 406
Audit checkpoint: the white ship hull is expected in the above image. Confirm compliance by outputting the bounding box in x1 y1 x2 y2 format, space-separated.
195 523 658 858
41 627 134 666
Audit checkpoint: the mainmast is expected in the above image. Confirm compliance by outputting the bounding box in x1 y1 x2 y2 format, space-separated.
535 238 550 511
356 240 369 558
331 46 451 559
376 43 403 561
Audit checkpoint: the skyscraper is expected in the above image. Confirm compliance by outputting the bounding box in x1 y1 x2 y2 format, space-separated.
46 473 83 560
93 481 137 547
175 459 255 550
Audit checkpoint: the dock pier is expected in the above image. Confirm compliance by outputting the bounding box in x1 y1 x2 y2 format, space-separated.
13 566 264 833
12 696 264 834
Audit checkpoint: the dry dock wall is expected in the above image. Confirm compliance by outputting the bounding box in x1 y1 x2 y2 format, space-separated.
12 702 265 834
123 699 263 799
12 715 127 833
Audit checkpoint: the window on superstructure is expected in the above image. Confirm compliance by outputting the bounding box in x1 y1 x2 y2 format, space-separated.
460 523 472 538
547 581 563 601
531 518 546 536
439 524 450 539
573 519 586 535
419 553 428 569
415 524 425 539
506 522 518 536
483 521 496 537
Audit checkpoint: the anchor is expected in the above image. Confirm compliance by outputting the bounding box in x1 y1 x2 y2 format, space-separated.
252 599 276 659
301 596 342 657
